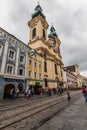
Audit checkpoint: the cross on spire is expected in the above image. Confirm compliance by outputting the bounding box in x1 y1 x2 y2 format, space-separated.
36 0 40 5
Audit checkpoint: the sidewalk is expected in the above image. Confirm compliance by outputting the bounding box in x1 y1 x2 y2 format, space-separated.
37 96 87 130
0 91 67 106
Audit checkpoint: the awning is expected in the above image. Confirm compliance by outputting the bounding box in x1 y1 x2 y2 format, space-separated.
29 81 43 86
29 81 36 85
36 82 43 86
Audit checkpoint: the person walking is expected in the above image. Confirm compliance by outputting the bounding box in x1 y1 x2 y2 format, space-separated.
28 89 31 98
24 89 28 99
16 88 19 98
67 89 71 100
12 88 16 99
82 86 87 102
10 88 13 99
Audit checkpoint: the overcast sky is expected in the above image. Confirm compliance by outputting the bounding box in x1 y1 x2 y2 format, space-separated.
0 0 87 77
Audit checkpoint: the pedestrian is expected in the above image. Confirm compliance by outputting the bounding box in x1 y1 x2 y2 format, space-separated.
12 88 16 99
24 89 28 99
10 88 13 99
16 88 19 98
67 89 71 100
48 89 51 96
40 88 43 96
57 87 61 96
82 86 87 102
28 89 31 98
60 87 63 95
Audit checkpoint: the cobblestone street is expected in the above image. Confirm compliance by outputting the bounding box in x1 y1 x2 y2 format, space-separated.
37 97 87 130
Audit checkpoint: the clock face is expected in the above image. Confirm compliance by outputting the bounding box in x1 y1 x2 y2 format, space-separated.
29 49 36 56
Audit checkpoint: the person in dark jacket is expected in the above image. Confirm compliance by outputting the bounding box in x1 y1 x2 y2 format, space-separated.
67 89 71 100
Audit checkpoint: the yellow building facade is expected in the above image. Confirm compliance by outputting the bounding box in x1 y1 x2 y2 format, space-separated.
27 3 64 90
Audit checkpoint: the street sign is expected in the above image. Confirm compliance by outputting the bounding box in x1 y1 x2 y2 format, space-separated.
29 49 36 56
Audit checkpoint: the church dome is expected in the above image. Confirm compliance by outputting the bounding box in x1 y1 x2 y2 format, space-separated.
32 3 45 19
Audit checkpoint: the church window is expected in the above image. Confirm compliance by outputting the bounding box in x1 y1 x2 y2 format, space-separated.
39 64 41 69
44 61 47 72
29 60 32 65
61 70 63 77
29 71 32 77
34 62 37 67
44 78 48 87
44 54 46 59
54 63 58 75
43 29 45 39
32 28 36 38
34 72 37 78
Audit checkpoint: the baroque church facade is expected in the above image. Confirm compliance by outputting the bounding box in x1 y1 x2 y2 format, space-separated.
27 3 64 90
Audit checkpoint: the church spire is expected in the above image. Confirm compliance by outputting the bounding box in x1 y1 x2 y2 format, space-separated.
48 24 58 38
32 3 45 19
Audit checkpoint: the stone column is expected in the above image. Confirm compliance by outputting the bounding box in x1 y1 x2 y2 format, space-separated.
15 47 20 75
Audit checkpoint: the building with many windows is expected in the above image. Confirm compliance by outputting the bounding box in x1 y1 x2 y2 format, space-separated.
63 69 78 89
27 3 64 91
79 75 87 87
0 28 28 98
63 64 82 89
27 50 43 94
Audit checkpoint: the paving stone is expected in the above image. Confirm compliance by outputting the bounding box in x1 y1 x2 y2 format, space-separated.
37 97 87 130
73 128 80 130
37 125 59 130
61 124 73 130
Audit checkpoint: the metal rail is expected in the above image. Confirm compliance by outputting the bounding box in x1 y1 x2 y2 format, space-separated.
0 91 81 130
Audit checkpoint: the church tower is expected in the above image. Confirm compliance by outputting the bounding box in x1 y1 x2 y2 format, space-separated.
28 3 49 47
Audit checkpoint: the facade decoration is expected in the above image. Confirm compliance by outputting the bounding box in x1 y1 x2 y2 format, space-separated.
0 28 28 99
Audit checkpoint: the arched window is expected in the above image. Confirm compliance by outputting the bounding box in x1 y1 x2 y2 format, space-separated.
54 63 58 75
44 61 47 72
19 68 24 76
43 29 45 39
44 78 48 87
32 28 36 38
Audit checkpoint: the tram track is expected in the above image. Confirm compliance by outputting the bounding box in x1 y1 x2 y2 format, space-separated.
0 91 81 130
0 90 78 112
0 94 67 120
0 95 65 121
0 94 58 112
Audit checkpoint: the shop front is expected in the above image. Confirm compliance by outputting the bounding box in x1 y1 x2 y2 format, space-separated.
27 80 43 95
0 76 26 99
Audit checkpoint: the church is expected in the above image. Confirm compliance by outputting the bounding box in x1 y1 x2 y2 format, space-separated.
27 3 64 91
